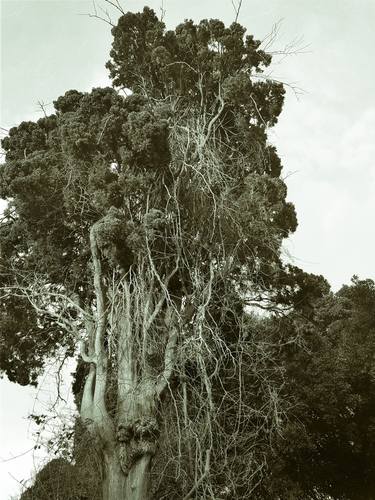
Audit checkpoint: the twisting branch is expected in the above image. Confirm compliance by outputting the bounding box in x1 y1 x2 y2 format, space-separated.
80 339 96 364
50 350 70 410
144 258 180 333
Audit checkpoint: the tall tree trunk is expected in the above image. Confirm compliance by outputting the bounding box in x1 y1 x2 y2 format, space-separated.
81 236 177 500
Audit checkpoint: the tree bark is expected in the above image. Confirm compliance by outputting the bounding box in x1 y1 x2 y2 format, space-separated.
124 454 152 500
81 371 157 500
102 452 127 500
102 450 152 500
98 396 156 500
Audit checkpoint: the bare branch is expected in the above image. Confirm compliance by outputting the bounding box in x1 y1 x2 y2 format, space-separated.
156 308 178 395
3 283 92 324
104 0 125 15
97 115 112 144
144 258 179 333
200 93 225 153
36 100 51 118
80 0 115 27
83 12 114 27
231 0 243 23
182 448 211 500
249 94 267 127
159 0 166 22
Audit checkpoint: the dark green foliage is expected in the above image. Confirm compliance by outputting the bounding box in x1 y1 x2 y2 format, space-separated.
264 277 375 499
20 459 79 500
272 265 330 315
0 294 60 386
54 90 85 113
107 8 275 112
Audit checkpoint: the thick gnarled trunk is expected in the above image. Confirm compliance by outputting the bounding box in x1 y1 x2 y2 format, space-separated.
81 376 158 500
79 226 178 500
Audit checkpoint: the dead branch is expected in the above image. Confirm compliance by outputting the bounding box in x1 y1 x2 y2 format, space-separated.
80 0 115 27
103 0 125 15
231 0 243 23
36 100 51 118
156 309 178 395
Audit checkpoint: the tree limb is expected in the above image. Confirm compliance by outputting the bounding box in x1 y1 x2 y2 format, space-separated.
200 94 225 153
156 308 178 395
89 225 110 421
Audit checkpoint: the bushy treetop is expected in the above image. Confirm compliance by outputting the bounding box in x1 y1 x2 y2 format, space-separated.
0 7 301 387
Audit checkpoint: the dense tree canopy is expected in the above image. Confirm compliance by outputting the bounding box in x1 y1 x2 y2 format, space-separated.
0 7 297 387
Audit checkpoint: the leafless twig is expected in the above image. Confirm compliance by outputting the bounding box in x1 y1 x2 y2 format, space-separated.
80 0 115 27
231 0 243 23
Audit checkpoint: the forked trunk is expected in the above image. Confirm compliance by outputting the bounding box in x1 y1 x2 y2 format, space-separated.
81 239 177 500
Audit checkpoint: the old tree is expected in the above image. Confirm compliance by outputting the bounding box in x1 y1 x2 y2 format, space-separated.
0 7 328 500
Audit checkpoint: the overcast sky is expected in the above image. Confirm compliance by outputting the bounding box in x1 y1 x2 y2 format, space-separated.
1 0 374 497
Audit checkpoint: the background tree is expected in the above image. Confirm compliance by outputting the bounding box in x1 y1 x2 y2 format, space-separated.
1 6 307 499
263 277 375 500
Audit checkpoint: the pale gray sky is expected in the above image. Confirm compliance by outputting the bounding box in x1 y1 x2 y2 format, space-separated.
1 0 374 497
